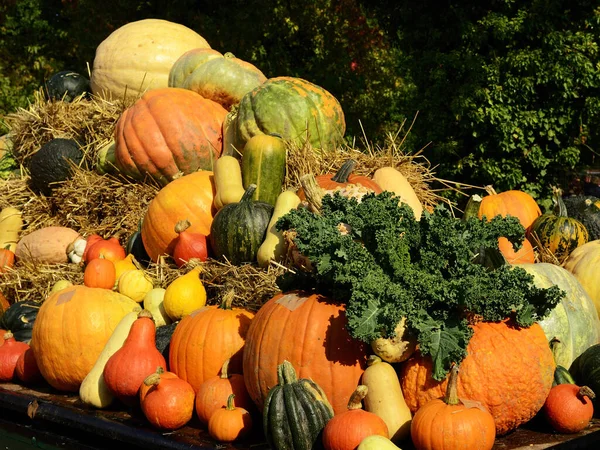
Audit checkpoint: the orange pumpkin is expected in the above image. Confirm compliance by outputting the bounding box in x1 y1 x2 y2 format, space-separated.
169 294 254 392
543 384 595 434
141 170 216 263
242 291 368 415
114 87 227 186
399 320 555 435
208 394 253 442
83 257 116 289
497 236 535 264
478 186 542 231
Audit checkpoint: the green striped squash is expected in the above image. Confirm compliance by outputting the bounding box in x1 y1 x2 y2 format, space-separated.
520 262 600 368
241 134 287 206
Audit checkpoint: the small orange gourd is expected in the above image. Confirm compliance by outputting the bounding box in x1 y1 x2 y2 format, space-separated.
103 309 167 405
543 384 595 434
0 246 15 273
15 347 43 385
140 367 196 430
84 257 116 289
195 358 253 425
85 235 126 263
410 365 496 450
171 219 209 267
208 394 253 442
322 385 389 450
0 332 30 381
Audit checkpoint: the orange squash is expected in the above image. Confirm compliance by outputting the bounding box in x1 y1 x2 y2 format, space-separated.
83 257 116 289
477 186 542 231
114 87 227 186
141 170 216 263
169 293 254 392
242 291 368 415
399 320 555 435
497 236 535 264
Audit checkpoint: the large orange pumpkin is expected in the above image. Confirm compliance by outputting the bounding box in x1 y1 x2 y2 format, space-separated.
114 87 227 186
477 186 542 231
141 170 216 262
399 320 555 435
168 296 255 392
242 291 368 415
30 285 140 392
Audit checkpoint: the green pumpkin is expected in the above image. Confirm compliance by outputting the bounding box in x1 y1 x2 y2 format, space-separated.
0 300 40 343
529 189 588 262
519 262 600 368
562 195 600 241
263 360 334 450
209 184 273 264
569 343 600 406
225 76 346 155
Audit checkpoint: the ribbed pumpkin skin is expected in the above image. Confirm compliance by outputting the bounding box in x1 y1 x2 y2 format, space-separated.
115 88 227 186
0 301 39 343
529 213 588 261
564 240 600 318
242 291 368 415
399 320 555 435
519 263 600 368
232 77 346 152
478 189 542 231
169 48 267 111
169 304 254 392
30 285 140 392
141 170 216 262
91 19 210 101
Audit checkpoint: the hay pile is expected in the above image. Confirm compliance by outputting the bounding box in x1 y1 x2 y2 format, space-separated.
0 92 457 309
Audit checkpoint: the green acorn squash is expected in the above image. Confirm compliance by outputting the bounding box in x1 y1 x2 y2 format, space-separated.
570 343 600 407
45 71 90 102
209 184 273 264
241 134 287 206
0 300 40 343
263 360 334 450
519 263 600 368
562 195 600 241
28 138 85 196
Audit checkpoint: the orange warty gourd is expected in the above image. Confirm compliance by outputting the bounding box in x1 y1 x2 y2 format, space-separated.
103 309 167 405
114 88 227 186
497 237 535 264
543 384 595 434
410 365 496 450
169 293 254 392
0 332 30 381
141 170 216 263
207 394 253 442
478 186 542 231
139 367 196 430
195 358 253 425
322 385 388 450
31 285 140 392
399 320 555 435
242 291 368 415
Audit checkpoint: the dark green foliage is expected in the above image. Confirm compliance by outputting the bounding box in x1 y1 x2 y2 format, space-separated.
276 192 564 380
28 138 84 196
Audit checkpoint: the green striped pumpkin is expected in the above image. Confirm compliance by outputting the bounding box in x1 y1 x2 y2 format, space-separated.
224 76 346 155
241 134 287 206
263 360 334 450
520 262 600 368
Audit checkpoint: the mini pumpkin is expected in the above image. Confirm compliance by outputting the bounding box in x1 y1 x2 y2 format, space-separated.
208 394 253 442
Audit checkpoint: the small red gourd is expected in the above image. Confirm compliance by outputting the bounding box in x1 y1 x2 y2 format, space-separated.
410 365 496 450
322 385 389 450
0 246 15 273
208 394 253 442
195 358 253 425
85 235 126 263
140 367 196 430
103 309 167 405
83 256 116 289
543 384 595 434
82 234 103 261
0 332 31 381
15 347 43 385
171 219 209 267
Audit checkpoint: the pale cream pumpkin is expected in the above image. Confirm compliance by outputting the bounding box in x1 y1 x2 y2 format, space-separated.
90 19 211 102
563 240 600 318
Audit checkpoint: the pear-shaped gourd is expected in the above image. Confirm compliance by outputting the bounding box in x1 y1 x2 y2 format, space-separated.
163 266 207 321
118 268 153 302
143 288 172 327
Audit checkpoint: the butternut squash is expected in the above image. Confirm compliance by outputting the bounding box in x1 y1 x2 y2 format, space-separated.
358 434 403 450
256 190 301 268
372 167 423 220
214 155 246 209
143 287 172 327
79 310 140 408
0 207 23 253
361 355 412 442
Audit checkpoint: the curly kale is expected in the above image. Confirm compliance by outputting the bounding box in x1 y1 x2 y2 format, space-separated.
276 191 564 380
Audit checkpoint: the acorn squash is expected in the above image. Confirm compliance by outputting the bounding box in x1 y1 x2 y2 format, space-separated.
28 138 84 196
45 71 90 102
0 301 40 343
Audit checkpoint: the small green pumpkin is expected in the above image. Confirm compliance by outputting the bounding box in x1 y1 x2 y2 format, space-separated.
263 360 334 450
209 184 273 264
562 195 600 241
569 343 600 407
0 301 40 343
241 134 287 206
529 188 588 262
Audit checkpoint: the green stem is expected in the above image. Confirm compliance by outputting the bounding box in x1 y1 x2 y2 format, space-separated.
331 159 357 183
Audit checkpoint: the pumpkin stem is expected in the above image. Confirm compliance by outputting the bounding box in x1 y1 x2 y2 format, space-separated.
241 184 257 203
278 360 299 385
551 186 569 217
224 52 236 59
300 173 324 213
143 372 161 387
137 309 154 320
3 331 13 341
226 393 236 410
578 386 596 400
347 385 368 410
366 355 382 367
331 159 357 183
550 337 561 361
483 185 497 196
175 219 191 234
219 290 235 310
444 364 460 406
219 358 231 379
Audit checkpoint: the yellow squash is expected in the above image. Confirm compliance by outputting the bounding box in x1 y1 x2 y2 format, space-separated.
358 434 402 450
163 266 206 321
372 167 423 220
0 206 23 253
214 155 246 209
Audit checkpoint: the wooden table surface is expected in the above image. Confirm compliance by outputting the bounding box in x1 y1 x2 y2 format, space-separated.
1 382 599 449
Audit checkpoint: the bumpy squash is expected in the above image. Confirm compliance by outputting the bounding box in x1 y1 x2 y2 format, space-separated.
519 263 600 368
114 88 227 186
169 48 266 111
563 240 600 318
91 19 210 101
